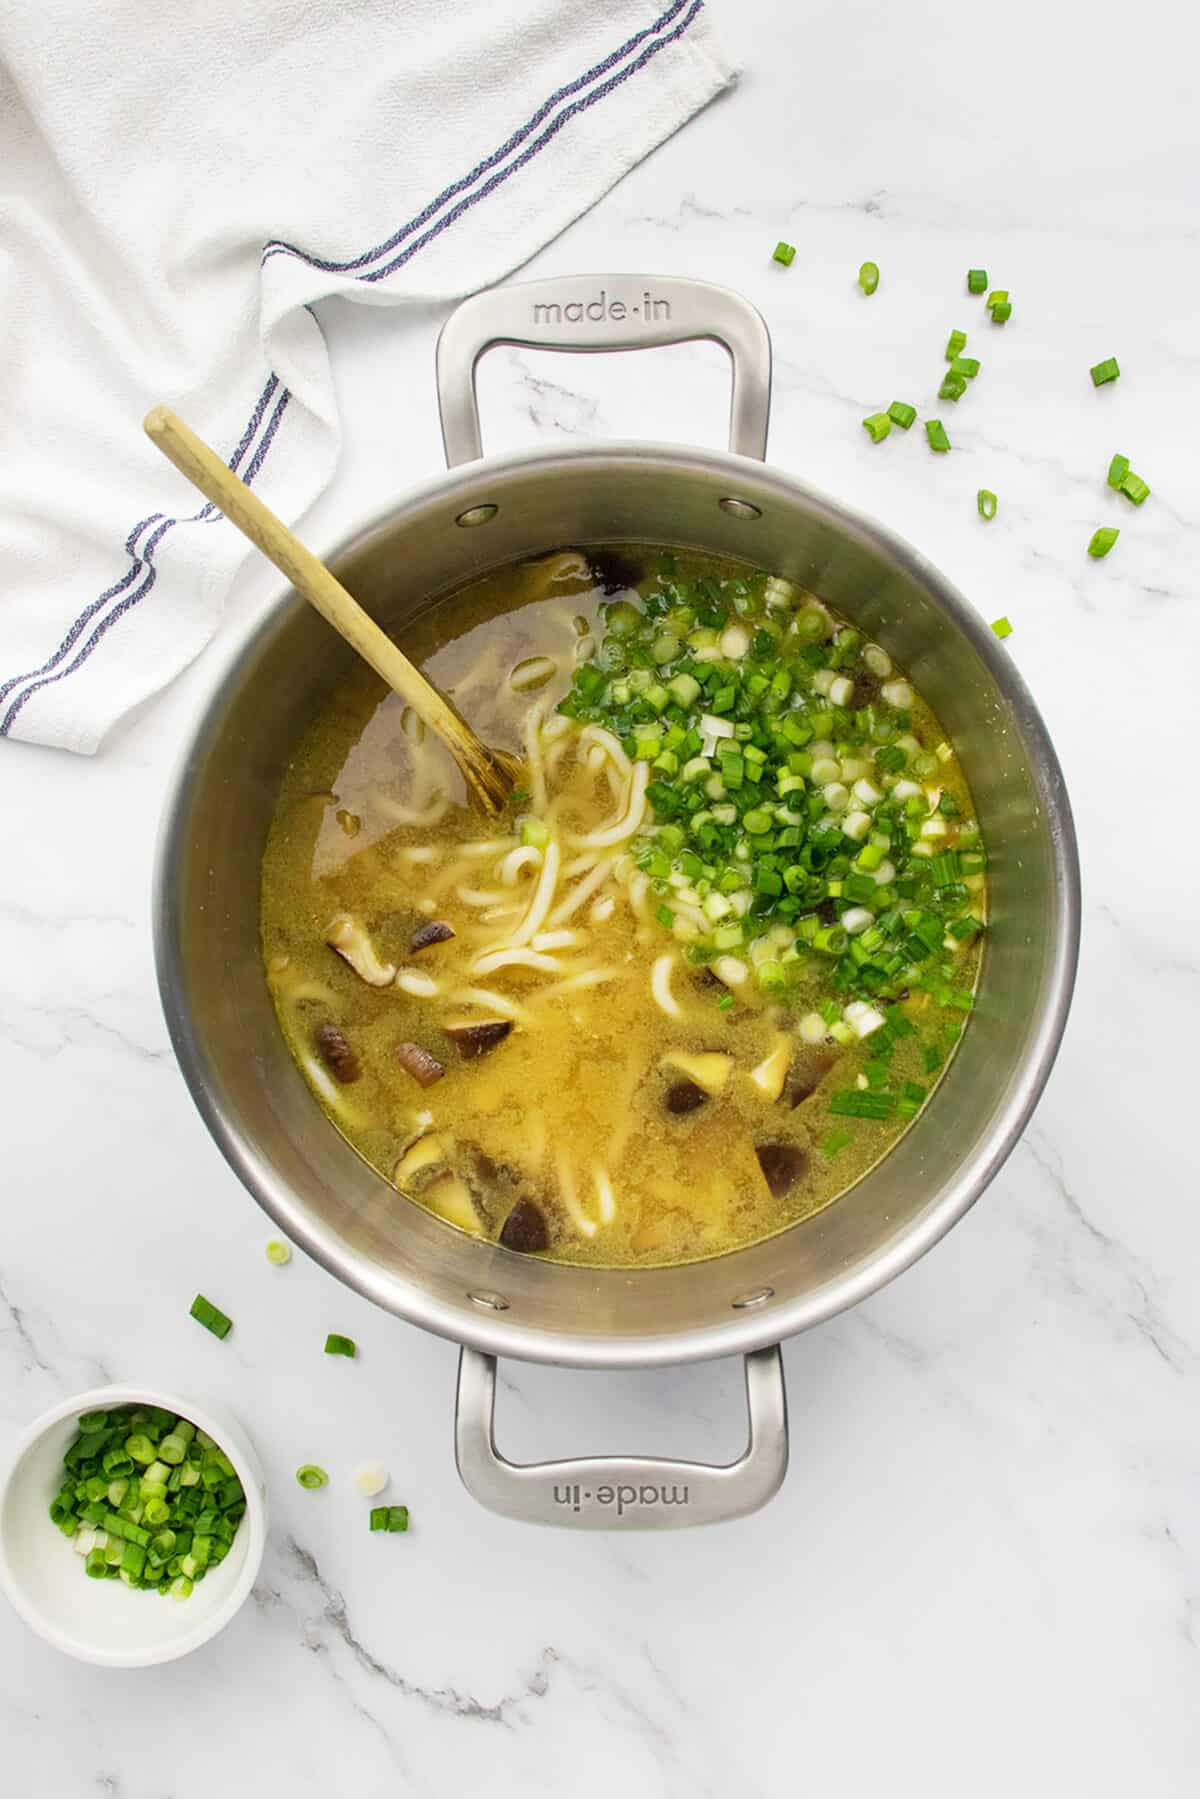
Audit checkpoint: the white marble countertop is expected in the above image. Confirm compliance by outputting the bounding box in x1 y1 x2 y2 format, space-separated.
3 1 1198 1791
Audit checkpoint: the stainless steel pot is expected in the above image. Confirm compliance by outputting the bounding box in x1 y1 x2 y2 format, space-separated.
155 275 1080 1529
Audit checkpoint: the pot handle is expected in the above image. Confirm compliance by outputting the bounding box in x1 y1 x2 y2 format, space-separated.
454 1344 788 1529
436 274 772 468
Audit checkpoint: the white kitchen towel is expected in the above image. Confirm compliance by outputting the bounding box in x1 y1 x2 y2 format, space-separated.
0 0 735 753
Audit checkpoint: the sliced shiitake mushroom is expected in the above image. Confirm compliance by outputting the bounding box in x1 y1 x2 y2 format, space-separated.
787 1053 837 1108
326 912 396 986
755 1142 809 1198
394 1134 445 1190
498 1197 549 1254
589 549 644 595
665 1079 707 1115
314 1022 360 1084
445 1020 513 1059
410 920 456 953
395 1042 446 1088
422 1173 483 1236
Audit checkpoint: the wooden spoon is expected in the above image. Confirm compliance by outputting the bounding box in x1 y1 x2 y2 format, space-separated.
143 405 518 815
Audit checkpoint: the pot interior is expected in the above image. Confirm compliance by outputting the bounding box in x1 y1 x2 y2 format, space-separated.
157 444 1078 1367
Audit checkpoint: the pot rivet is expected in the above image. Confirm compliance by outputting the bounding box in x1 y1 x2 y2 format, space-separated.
731 1286 774 1309
718 497 762 520
468 1290 510 1311
455 504 499 528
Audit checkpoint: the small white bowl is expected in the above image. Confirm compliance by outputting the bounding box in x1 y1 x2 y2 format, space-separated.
0 1385 267 1667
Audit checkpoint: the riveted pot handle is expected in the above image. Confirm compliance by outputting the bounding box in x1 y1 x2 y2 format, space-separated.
454 1344 788 1529
436 274 772 467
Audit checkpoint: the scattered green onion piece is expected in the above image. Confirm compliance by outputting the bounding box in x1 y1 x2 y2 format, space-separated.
987 290 1008 307
1119 471 1150 506
370 1505 410 1533
716 992 734 1012
820 1125 853 1158
887 401 917 429
938 372 967 403
189 1294 232 1339
945 329 967 360
265 1239 291 1265
296 1464 329 1490
772 241 796 267
1090 356 1120 386
521 818 550 849
950 356 980 379
858 261 880 295
924 419 951 453
977 489 998 521
990 616 1014 639
508 788 530 805
967 269 988 293
990 301 1012 323
324 1333 357 1358
1106 453 1129 489
1087 527 1120 559
861 411 891 444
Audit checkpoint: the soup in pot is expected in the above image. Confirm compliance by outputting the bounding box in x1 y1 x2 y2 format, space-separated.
260 549 985 1268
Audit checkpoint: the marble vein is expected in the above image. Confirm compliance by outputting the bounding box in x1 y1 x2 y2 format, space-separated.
0 1270 51 1376
256 1537 558 1726
1022 1131 1192 1373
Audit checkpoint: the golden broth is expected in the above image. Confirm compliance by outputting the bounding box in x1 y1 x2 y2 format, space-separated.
260 549 983 1268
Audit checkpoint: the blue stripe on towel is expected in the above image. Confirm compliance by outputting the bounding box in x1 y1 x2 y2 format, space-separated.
0 375 281 714
260 0 693 276
0 0 707 736
0 388 291 736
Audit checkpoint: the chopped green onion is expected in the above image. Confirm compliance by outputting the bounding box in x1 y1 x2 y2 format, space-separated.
508 788 531 805
990 301 1012 323
858 261 880 295
987 289 1008 308
820 1125 853 1158
370 1505 410 1533
1087 527 1119 559
656 904 676 928
990 616 1013 639
1119 471 1150 506
949 356 980 379
1106 453 1130 489
189 1294 232 1340
967 269 988 294
977 489 998 521
772 241 796 267
296 1464 329 1489
1090 356 1120 386
828 1089 897 1120
716 992 734 1012
862 412 891 444
324 1333 357 1358
945 329 967 360
887 401 917 430
521 818 550 848
938 372 967 403
50 1405 245 1599
265 1239 291 1266
924 419 951 453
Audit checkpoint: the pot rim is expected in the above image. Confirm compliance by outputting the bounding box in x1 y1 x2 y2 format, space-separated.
155 437 1081 1368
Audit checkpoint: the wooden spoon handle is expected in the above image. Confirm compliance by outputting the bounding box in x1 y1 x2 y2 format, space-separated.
143 405 514 814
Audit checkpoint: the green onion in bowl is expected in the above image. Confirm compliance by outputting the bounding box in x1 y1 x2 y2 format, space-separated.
47 1405 247 1599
